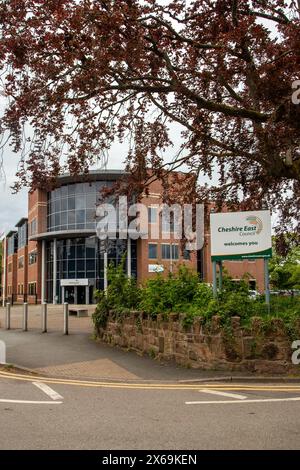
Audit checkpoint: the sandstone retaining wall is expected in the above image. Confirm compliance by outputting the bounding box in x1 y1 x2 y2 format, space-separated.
96 311 300 374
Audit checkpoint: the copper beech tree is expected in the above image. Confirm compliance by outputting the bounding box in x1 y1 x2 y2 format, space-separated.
0 0 300 248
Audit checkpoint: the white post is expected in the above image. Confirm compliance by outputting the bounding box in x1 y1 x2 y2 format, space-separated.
104 251 108 293
5 303 11 330
2 236 6 307
41 240 46 303
53 239 57 304
85 285 89 305
127 237 131 278
218 261 223 291
0 340 6 364
23 302 28 331
42 302 47 333
63 302 69 335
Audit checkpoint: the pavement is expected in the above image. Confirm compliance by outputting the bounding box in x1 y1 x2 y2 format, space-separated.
1 304 300 449
0 304 254 382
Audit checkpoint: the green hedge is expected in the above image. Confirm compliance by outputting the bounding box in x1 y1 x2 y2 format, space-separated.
92 263 300 335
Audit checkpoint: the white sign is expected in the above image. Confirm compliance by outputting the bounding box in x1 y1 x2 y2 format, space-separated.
148 264 164 273
60 279 89 287
210 210 272 261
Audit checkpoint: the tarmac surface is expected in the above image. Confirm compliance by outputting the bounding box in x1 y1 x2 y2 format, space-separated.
1 305 300 450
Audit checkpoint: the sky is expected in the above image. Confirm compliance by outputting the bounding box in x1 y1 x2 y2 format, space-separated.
0 138 128 235
0 108 185 236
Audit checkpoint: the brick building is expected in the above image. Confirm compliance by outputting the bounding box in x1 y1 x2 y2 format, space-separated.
1 169 265 305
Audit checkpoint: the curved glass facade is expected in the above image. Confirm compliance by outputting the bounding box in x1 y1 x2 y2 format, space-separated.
45 178 137 304
46 238 137 304
47 181 114 232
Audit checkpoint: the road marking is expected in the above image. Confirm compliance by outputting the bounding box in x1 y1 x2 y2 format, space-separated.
199 389 247 400
32 381 63 401
1 370 300 392
186 397 300 405
0 399 62 405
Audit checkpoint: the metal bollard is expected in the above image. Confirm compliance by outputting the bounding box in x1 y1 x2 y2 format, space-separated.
63 302 69 335
23 303 28 331
42 302 47 333
5 303 11 330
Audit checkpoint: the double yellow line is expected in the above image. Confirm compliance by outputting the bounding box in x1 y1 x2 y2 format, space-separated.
1 370 300 392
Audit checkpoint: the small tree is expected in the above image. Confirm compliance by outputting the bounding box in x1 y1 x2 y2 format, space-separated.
269 242 300 290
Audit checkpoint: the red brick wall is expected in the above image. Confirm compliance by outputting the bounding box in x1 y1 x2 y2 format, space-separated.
138 176 264 291
16 245 28 302
6 253 17 298
27 189 47 303
137 177 197 285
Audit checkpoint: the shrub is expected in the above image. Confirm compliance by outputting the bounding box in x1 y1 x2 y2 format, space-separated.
139 265 200 316
92 262 300 334
92 256 141 329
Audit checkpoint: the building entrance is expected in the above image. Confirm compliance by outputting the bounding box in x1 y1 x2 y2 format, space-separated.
61 280 89 305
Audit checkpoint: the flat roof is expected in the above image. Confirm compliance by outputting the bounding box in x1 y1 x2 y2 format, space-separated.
56 169 127 186
6 230 17 238
15 217 28 228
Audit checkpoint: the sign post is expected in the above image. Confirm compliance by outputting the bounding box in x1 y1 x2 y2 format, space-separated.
210 210 272 304
212 261 218 299
218 261 223 291
264 258 271 312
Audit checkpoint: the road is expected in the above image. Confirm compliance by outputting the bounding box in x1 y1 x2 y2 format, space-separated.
1 370 300 449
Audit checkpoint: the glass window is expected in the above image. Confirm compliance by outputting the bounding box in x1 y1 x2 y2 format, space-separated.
76 259 85 271
68 260 76 272
29 251 37 265
68 210 75 226
86 192 96 208
68 197 75 210
68 184 75 195
183 249 190 260
54 199 61 213
148 207 157 224
87 209 95 222
18 223 28 249
55 213 61 228
76 244 85 258
162 244 178 260
75 195 85 210
75 183 84 194
30 219 37 236
61 185 68 197
172 244 179 260
61 211 68 228
162 244 170 259
86 259 95 271
61 198 68 211
86 239 96 257
148 243 157 259
76 210 85 225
